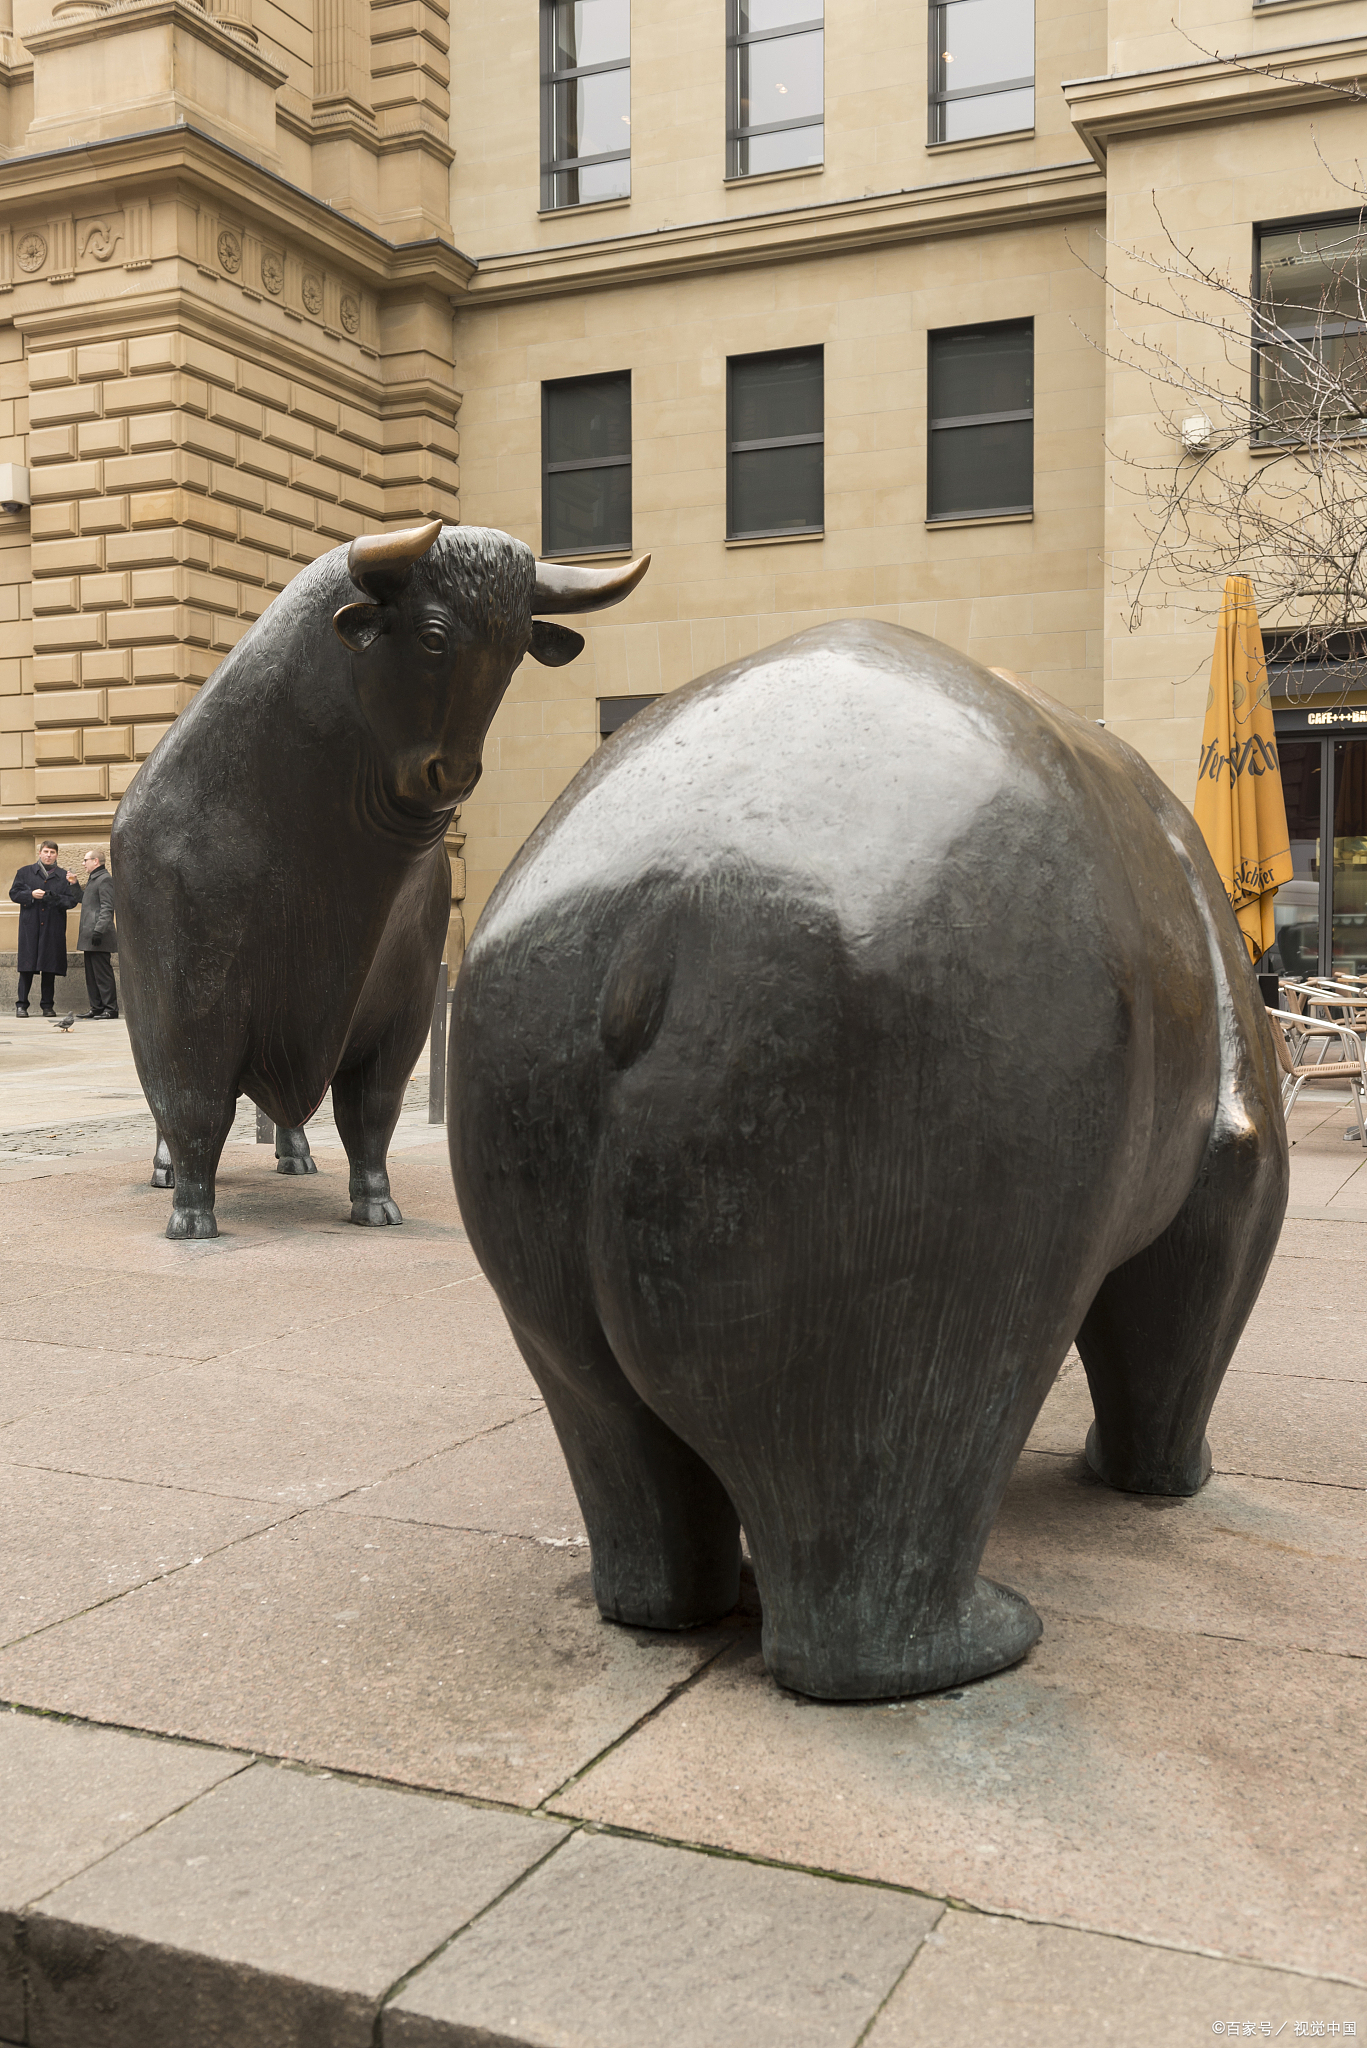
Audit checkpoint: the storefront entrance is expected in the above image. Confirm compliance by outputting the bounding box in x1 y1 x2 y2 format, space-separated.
1273 707 1367 976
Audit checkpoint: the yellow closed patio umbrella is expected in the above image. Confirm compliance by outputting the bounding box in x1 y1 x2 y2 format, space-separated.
1193 577 1293 963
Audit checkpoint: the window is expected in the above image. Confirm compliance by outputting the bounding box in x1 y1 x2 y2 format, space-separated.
727 348 823 539
542 372 632 555
600 694 660 738
541 0 630 212
727 0 823 180
1256 215 1367 439
929 0 1033 144
927 321 1033 521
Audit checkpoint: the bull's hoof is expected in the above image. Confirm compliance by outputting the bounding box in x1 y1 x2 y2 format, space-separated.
1085 1421 1212 1496
764 1575 1042 1701
150 1165 175 1189
350 1196 402 1227
274 1127 318 1176
166 1207 218 1240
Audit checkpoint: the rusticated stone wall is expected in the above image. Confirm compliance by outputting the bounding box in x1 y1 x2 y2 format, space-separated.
0 325 32 817
20 326 457 809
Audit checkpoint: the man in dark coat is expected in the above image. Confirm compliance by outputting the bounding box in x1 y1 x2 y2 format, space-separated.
75 847 118 1018
10 840 80 1016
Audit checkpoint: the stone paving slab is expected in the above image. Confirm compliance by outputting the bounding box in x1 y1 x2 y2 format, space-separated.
230 1271 527 1387
26 1761 566 2048
0 1713 249 2039
0 1147 466 1271
0 1017 149 1137
1184 1368 1365 1488
0 1262 106 1308
1280 1152 1364 1206
3 1710 1361 2048
983 1448 1367 1658
209 1149 475 1252
0 1014 440 1151
1028 1355 1367 1489
1 1067 1363 2039
385 1828 943 2048
1279 1213 1367 1260
554 1620 1367 1983
864 1913 1364 2046
329 1407 587 1545
0 1353 537 1506
0 1466 281 1646
0 1513 742 1806
0 1340 182 1430
4 1267 444 1362
1229 1243 1367 1381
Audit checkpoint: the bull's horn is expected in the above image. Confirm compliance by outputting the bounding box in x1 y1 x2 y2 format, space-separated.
347 519 443 600
532 553 650 614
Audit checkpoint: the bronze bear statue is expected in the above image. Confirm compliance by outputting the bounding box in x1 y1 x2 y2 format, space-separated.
449 621 1288 1700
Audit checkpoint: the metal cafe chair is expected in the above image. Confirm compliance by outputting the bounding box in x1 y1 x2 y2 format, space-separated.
1267 1006 1367 1142
1291 981 1367 1038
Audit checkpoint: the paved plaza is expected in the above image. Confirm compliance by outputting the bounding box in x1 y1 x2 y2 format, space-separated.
0 1017 1363 2045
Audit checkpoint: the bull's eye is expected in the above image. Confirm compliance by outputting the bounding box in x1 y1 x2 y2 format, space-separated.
419 626 447 655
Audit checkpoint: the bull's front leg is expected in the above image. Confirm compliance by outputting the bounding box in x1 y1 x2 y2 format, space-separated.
150 1132 175 1189
330 1048 409 1226
164 1101 239 1239
274 1124 318 1175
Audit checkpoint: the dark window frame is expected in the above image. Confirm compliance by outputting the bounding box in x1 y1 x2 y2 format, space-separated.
926 317 1034 523
927 0 1034 147
541 370 633 557
726 345 824 540
540 0 631 213
726 2 824 181
1252 207 1367 446
599 693 661 738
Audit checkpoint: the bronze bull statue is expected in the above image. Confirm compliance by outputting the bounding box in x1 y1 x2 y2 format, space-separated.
114 521 647 1239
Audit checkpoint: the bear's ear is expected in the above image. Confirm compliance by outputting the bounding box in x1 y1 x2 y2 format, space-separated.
528 619 586 666
333 602 385 652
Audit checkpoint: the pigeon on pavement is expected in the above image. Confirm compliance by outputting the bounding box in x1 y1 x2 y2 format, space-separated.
52 1013 75 1032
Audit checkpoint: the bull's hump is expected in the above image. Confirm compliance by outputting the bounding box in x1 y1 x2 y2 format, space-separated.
492 621 1082 930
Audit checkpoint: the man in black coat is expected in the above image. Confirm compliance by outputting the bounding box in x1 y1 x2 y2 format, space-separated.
10 840 80 1016
75 847 118 1018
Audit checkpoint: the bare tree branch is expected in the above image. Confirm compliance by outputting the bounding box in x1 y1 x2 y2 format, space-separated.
1071 130 1367 693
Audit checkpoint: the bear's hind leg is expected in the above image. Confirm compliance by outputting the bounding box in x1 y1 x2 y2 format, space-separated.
739 1461 1043 1703
1077 1108 1287 1496
511 1315 741 1632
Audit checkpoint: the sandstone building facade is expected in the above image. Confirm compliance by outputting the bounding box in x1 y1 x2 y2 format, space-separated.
2 0 1366 954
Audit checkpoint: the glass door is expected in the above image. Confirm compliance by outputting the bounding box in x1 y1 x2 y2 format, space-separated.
1332 738 1367 972
1276 737 1323 976
1273 725 1367 974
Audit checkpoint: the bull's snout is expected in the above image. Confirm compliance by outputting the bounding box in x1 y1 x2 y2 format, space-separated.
423 754 481 805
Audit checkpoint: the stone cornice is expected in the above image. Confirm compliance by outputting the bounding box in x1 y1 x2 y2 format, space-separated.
0 32 34 83
0 122 476 291
375 124 456 167
11 285 453 409
1064 34 1367 165
0 803 119 831
463 158 1105 304
21 0 289 90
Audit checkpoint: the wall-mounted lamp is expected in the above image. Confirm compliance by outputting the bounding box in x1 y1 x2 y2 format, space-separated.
1180 414 1212 453
0 464 30 512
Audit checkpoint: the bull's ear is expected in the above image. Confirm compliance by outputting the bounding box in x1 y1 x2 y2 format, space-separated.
528 620 586 666
333 602 385 652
